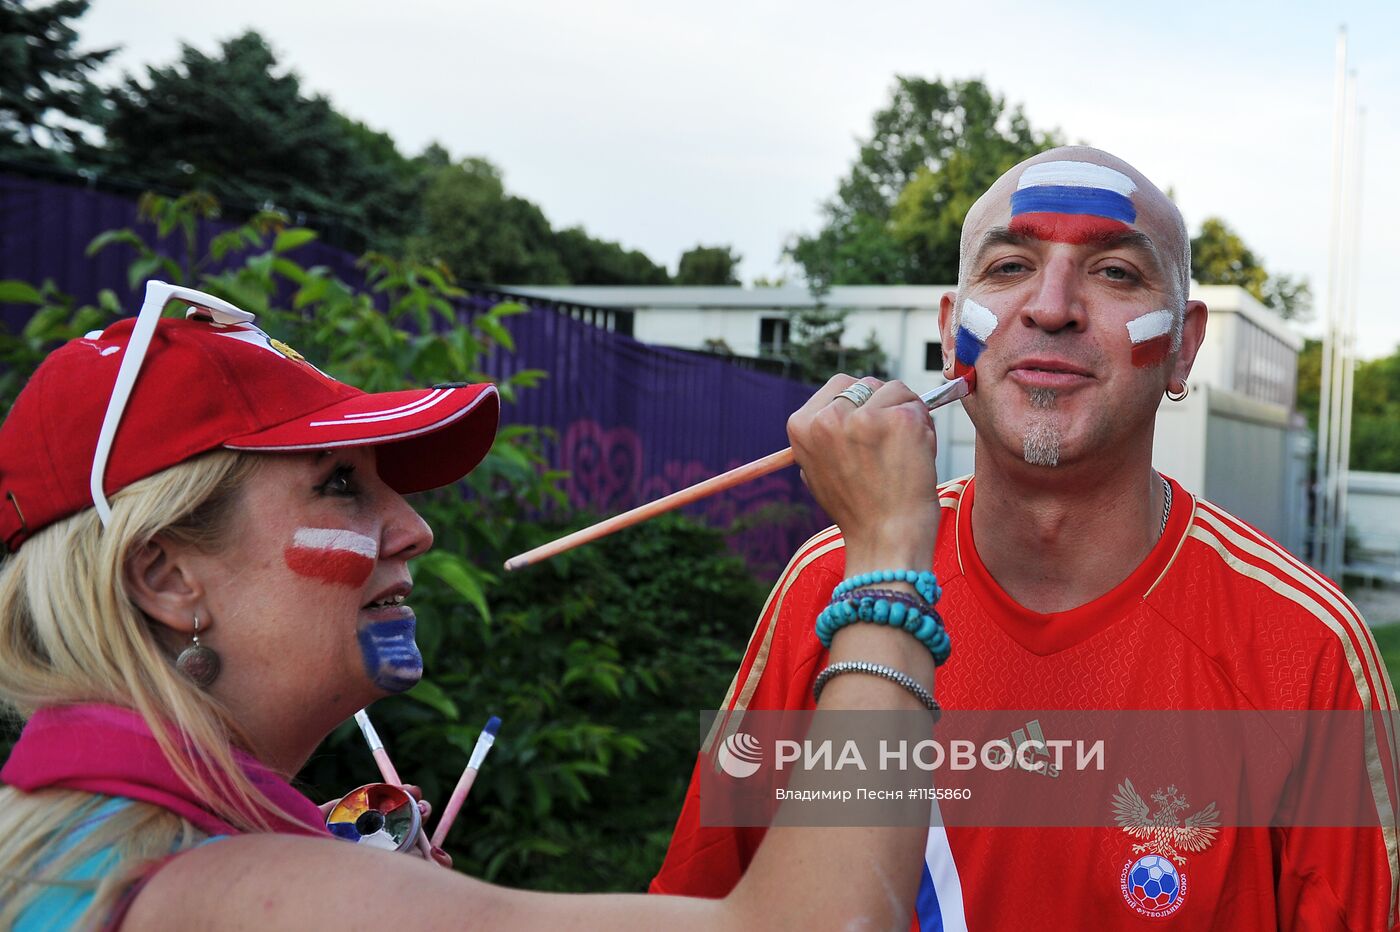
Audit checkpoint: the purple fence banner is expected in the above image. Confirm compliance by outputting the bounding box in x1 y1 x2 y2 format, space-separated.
0 169 829 579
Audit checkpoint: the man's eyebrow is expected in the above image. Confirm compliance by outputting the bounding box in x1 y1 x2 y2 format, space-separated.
1090 230 1163 265
970 226 1165 275
970 227 1032 268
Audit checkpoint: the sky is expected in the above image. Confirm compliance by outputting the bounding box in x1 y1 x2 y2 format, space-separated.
80 0 1400 356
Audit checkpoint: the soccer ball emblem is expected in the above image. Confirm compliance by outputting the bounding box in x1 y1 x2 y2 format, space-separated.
1126 855 1181 913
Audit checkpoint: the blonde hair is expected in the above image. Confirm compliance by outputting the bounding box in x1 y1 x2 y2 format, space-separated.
0 449 294 925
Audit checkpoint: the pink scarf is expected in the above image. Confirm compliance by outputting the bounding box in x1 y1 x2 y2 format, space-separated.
0 704 328 837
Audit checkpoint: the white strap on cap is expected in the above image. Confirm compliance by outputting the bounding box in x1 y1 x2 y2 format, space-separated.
89 281 257 526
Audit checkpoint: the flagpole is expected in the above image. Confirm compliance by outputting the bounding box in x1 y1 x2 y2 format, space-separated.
1333 104 1364 578
1311 26 1347 572
1324 70 1358 579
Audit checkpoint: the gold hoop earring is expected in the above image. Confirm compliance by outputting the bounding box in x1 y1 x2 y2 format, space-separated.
1165 380 1189 403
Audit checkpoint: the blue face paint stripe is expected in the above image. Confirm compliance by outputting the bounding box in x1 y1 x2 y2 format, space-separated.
1010 186 1136 224
356 618 423 693
955 329 986 369
917 861 945 932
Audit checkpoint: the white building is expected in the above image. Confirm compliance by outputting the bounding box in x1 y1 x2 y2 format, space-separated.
508 285 951 392
510 283 1308 553
1346 471 1400 582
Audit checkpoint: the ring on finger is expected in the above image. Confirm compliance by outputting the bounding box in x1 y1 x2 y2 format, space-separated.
834 383 874 408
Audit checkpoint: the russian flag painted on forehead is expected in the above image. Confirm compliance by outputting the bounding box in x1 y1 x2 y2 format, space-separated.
1010 160 1138 244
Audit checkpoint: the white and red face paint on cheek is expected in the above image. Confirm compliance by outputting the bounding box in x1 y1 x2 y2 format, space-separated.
1126 309 1174 369
284 527 377 587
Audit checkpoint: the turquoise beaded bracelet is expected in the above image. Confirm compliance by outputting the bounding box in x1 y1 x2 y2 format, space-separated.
832 569 941 606
815 594 952 666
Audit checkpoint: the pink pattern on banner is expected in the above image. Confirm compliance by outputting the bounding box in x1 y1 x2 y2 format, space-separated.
559 418 822 576
561 420 643 514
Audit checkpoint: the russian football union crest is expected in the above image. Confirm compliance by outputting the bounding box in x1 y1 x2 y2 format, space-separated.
1111 778 1219 919
1119 854 1185 917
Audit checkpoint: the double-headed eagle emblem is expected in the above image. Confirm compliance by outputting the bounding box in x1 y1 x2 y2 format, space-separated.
1112 779 1220 862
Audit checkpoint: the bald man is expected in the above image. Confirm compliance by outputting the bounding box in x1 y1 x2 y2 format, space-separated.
652 148 1399 929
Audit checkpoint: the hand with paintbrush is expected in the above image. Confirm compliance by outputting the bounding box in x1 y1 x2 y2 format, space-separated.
504 298 996 571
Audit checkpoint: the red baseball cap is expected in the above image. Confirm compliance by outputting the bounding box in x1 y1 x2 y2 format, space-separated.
0 281 499 551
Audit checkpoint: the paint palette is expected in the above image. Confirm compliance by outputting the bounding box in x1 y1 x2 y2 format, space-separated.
326 783 421 853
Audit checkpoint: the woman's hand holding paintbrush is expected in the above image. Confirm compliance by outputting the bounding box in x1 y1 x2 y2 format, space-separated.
504 299 995 572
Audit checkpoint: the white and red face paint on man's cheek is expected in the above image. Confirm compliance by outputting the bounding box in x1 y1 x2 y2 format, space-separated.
284 528 377 587
1125 310 1174 369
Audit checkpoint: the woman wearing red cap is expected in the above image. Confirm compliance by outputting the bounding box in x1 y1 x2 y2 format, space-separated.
0 282 945 928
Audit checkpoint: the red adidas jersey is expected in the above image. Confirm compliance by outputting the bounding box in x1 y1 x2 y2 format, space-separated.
652 475 1400 930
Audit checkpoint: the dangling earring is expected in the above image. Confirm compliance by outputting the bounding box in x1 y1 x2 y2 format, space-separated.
176 613 221 688
1165 379 1189 402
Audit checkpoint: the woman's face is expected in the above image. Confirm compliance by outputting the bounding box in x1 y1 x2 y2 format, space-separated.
188 447 434 727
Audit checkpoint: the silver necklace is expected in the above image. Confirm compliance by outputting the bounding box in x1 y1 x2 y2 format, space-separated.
1159 475 1172 537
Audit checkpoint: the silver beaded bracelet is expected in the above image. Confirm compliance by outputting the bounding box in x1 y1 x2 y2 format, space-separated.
812 661 941 717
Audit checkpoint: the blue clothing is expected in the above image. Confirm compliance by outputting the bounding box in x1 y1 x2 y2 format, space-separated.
15 797 225 930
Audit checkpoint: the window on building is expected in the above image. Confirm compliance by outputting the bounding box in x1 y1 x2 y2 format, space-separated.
612 310 635 338
925 341 943 372
759 317 791 355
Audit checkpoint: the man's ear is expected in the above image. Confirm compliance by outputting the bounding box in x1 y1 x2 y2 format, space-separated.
938 291 958 369
124 536 204 637
1173 299 1209 385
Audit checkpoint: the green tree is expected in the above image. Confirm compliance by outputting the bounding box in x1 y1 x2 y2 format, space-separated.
1190 217 1312 321
407 157 568 284
553 227 670 284
19 21 673 281
0 0 113 162
1350 350 1400 473
790 77 1062 287
100 31 417 248
1296 338 1400 472
406 159 673 286
675 244 741 285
